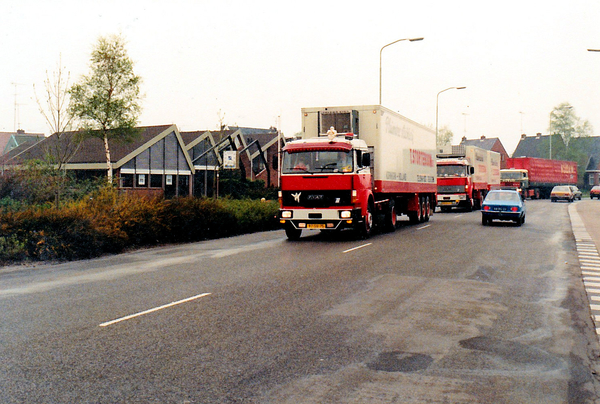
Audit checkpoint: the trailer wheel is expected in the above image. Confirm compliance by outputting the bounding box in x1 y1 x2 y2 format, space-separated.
285 225 302 241
384 201 397 232
409 197 422 224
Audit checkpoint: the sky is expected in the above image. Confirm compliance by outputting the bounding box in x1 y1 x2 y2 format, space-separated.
2 0 600 155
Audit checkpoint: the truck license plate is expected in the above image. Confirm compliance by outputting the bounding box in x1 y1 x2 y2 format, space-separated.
307 223 326 229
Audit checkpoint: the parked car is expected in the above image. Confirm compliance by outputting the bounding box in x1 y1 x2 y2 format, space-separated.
481 189 526 226
569 186 582 200
550 185 574 202
591 185 600 199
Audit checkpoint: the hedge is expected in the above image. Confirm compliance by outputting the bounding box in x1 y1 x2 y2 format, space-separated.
0 187 280 264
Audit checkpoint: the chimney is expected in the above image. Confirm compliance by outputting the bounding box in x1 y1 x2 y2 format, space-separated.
521 133 527 139
536 133 542 139
16 129 25 134
480 135 486 140
461 136 467 142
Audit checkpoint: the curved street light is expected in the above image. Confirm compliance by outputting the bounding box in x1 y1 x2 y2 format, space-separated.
379 37 424 105
436 86 466 144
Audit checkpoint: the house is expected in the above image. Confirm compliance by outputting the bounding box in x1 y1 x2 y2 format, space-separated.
511 133 562 159
0 130 45 155
2 124 281 198
2 125 195 197
459 135 510 168
182 126 280 197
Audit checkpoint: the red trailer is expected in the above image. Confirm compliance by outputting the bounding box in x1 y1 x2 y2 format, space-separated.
501 157 577 199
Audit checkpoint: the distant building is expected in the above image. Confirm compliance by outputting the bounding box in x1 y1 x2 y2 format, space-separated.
0 130 45 155
459 135 510 168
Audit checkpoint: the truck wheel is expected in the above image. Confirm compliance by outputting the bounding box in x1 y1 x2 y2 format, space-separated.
424 196 431 222
465 198 473 212
356 203 374 239
285 225 302 241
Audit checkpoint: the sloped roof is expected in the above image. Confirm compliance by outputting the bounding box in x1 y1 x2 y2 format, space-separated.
460 136 500 151
512 134 560 158
3 125 174 166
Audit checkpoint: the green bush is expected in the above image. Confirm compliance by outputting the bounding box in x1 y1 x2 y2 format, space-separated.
0 190 280 264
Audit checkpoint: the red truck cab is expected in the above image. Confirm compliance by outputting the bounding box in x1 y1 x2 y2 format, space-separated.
278 133 373 240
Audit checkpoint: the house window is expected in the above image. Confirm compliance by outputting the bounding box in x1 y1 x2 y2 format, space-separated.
150 174 162 188
166 175 173 185
121 174 134 188
137 174 146 186
591 175 596 186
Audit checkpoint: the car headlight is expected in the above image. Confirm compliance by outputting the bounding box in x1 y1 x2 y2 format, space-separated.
281 211 293 219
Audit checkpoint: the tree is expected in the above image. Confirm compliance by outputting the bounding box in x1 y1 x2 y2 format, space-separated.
436 125 454 147
547 102 594 187
549 102 592 148
34 55 81 205
69 34 142 182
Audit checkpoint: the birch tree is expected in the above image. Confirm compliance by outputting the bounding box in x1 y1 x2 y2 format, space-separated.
69 34 142 182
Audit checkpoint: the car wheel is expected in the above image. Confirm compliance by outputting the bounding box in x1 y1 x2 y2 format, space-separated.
482 216 488 226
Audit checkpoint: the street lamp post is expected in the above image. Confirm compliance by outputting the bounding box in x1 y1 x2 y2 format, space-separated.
436 86 466 145
379 37 424 105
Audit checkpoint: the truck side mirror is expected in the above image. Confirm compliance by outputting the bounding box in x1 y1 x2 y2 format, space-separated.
362 153 371 167
470 166 475 175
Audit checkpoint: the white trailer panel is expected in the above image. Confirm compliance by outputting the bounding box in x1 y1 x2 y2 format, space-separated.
301 105 436 194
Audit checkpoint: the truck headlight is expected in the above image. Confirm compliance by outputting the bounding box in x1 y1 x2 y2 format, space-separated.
281 210 293 219
339 210 352 219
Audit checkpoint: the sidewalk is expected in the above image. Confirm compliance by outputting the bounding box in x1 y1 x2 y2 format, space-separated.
576 200 600 252
570 200 600 339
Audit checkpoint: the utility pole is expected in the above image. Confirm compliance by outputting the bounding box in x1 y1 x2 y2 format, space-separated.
11 82 24 131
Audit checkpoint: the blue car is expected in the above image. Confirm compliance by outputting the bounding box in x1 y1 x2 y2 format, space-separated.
481 189 526 226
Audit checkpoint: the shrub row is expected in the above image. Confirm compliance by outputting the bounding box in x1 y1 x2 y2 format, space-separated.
0 188 280 264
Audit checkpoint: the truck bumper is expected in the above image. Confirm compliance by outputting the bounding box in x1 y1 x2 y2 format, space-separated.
437 194 467 208
278 208 362 231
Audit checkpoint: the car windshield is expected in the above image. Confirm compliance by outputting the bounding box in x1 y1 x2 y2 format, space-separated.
485 192 521 203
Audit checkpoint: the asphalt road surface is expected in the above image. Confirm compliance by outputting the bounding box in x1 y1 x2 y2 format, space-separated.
1 199 599 403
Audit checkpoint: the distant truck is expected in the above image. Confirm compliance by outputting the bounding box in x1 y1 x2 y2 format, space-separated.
500 157 577 199
436 145 501 211
278 105 437 240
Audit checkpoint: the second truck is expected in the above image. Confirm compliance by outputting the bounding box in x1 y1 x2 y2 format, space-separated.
278 105 437 240
436 145 501 211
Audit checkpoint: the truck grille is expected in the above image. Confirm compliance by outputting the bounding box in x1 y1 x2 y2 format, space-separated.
282 190 352 207
438 185 464 194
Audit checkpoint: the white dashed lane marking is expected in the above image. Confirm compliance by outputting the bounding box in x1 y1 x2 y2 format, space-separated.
569 204 600 338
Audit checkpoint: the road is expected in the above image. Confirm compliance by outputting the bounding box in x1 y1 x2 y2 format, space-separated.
1 200 599 403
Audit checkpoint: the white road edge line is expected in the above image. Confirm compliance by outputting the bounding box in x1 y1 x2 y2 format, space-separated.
343 243 372 253
99 292 212 327
417 224 431 230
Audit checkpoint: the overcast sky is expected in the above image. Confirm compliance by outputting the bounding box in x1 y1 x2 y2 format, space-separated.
2 0 600 154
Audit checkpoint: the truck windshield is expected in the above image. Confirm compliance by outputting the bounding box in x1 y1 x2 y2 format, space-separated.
501 171 525 181
282 150 353 174
437 165 467 177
